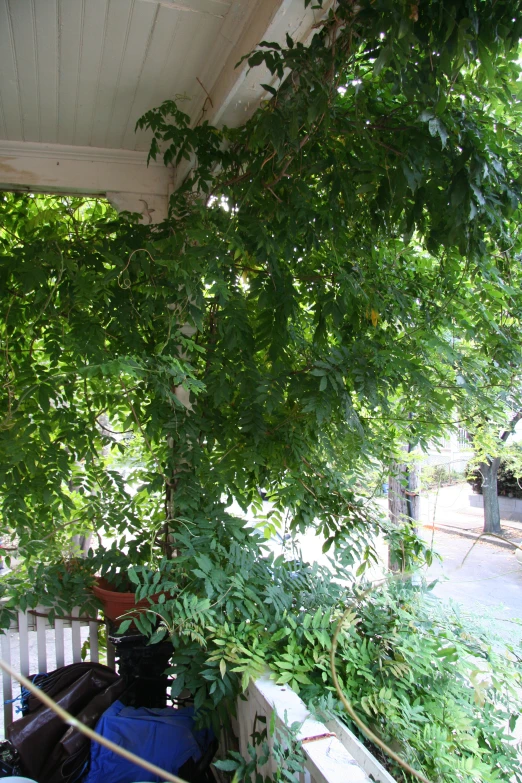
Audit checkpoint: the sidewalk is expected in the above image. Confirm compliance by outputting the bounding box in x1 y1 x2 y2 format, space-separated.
419 483 522 550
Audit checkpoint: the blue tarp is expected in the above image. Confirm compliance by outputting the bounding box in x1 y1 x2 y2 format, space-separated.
83 701 212 783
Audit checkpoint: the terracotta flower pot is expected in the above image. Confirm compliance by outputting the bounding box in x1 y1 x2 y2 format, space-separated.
92 577 152 622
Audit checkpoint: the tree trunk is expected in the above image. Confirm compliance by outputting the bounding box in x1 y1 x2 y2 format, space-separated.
480 457 502 534
388 453 420 570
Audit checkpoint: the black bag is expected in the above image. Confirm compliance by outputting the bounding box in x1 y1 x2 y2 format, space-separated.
7 662 125 783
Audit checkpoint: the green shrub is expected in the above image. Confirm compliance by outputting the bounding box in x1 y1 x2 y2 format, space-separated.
467 461 522 499
422 464 465 489
309 584 522 783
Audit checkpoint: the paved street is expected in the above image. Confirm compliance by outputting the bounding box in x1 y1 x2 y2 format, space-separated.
421 526 522 643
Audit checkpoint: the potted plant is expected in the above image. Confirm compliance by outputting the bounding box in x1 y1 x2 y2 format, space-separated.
90 538 167 623
92 575 151 622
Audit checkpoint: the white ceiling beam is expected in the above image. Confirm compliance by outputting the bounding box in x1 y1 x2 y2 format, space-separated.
0 140 173 198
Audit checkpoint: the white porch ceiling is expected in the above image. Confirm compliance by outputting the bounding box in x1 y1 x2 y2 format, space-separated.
0 0 325 150
0 0 329 210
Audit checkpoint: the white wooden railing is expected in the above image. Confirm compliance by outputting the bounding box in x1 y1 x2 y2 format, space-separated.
236 675 396 783
0 606 111 734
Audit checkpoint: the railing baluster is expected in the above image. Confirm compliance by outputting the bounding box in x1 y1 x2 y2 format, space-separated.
55 618 65 669
18 612 29 677
71 608 82 663
1 631 13 730
36 614 47 673
0 605 103 738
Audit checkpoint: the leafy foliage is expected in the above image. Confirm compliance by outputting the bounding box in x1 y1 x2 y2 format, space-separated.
0 0 521 605
128 535 522 783
214 712 306 783
321 585 522 783
1 1 522 779
468 443 522 498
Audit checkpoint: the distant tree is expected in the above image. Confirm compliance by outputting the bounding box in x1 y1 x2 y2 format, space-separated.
470 407 522 534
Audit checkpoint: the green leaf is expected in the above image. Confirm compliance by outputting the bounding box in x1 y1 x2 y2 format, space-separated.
170 675 185 699
148 626 168 645
214 759 240 772
116 619 132 635
373 44 392 76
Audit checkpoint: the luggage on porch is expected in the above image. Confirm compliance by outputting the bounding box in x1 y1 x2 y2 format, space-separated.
3 662 217 783
6 663 126 783
83 701 215 783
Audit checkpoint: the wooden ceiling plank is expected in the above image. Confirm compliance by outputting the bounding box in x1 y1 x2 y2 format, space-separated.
56 0 84 145
34 0 59 144
178 0 279 135
0 0 26 141
74 0 109 147
164 12 221 113
105 0 161 148
136 0 230 19
0 88 6 142
129 11 203 151
120 5 181 150
89 0 135 148
7 0 40 142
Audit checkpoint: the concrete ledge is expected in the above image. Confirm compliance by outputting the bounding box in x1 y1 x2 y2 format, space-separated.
237 674 386 782
326 717 396 783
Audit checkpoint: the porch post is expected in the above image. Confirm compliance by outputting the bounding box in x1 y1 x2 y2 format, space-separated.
106 191 169 224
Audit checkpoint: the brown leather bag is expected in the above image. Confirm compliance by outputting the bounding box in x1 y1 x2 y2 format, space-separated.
7 662 125 783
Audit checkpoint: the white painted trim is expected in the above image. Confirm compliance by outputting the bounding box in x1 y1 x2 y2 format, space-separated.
326 717 397 783
0 139 164 168
136 0 227 18
0 140 173 198
106 192 169 223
